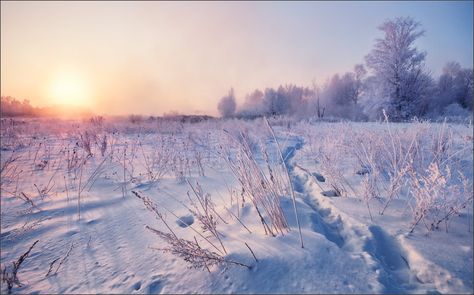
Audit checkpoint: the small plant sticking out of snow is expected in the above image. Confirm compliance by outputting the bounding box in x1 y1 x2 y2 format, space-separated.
146 226 249 271
131 191 250 271
1 240 39 294
186 179 227 254
220 128 289 237
78 130 94 157
408 161 473 233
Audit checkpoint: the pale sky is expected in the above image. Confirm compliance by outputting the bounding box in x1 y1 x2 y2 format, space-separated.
1 1 472 116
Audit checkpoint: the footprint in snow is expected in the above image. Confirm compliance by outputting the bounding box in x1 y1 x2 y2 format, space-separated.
321 190 340 197
87 219 100 225
312 172 326 182
148 279 163 293
132 281 141 291
176 215 194 228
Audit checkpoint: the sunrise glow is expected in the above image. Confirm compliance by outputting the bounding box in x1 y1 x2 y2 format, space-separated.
1 1 472 116
49 72 92 108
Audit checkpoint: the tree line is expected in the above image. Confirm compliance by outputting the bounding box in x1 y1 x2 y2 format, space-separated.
217 17 473 122
0 96 40 117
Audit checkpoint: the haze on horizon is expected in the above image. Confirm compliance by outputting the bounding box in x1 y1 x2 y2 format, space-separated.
1 1 472 116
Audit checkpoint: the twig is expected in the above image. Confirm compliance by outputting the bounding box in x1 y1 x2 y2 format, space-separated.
194 236 211 273
185 179 228 254
45 258 60 277
54 242 75 274
64 176 69 203
2 239 39 293
77 160 84 220
20 192 42 212
245 242 258 262
224 206 252 234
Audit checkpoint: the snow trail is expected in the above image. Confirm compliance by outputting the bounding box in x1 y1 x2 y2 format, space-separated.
283 134 441 294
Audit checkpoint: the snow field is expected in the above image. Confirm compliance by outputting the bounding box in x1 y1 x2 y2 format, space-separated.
1 117 472 294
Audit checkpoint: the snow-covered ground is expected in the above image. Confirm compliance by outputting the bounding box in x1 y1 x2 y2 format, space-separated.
1 117 472 294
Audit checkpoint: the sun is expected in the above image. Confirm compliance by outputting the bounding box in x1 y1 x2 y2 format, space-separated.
49 72 92 108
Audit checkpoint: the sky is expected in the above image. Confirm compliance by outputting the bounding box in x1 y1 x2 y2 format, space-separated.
1 1 472 116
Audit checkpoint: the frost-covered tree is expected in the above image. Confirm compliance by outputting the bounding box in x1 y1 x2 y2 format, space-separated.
237 85 312 118
263 87 289 116
238 89 265 118
352 64 367 105
437 62 473 111
425 62 473 119
0 96 39 117
359 76 385 121
276 84 312 117
324 74 353 106
318 65 367 120
365 17 431 121
217 88 236 118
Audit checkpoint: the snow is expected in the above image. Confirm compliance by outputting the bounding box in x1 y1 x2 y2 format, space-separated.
1 117 472 294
